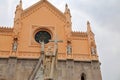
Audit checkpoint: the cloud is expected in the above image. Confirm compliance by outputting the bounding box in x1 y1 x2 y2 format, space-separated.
22 0 39 9
95 24 120 80
68 0 120 80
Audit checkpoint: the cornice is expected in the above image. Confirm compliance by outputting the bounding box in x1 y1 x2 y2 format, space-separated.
0 51 98 61
21 0 66 22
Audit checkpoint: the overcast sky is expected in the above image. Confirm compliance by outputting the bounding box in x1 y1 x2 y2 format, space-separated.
0 0 120 80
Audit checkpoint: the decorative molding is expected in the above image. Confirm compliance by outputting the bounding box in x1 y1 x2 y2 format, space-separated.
91 55 98 61
21 0 66 22
57 53 96 61
44 1 66 22
29 25 55 47
70 37 88 40
73 54 90 61
0 51 10 58
0 50 98 61
58 53 67 60
0 33 12 36
17 52 40 59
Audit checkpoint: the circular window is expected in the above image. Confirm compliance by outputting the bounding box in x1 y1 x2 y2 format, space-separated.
35 31 51 44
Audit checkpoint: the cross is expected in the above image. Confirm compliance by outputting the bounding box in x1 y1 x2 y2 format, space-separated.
49 37 63 56
39 40 45 53
48 36 63 79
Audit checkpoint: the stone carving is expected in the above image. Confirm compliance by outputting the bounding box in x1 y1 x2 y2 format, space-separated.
91 47 96 54
67 45 72 54
34 64 44 80
67 41 72 54
44 56 52 78
12 38 18 52
39 40 45 52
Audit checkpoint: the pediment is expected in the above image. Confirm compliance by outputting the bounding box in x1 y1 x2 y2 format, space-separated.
21 0 66 22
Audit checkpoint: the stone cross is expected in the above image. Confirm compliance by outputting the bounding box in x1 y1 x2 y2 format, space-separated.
39 40 45 53
29 40 45 80
48 37 63 79
49 39 63 56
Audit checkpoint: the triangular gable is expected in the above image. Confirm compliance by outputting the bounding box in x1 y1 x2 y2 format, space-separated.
21 0 66 21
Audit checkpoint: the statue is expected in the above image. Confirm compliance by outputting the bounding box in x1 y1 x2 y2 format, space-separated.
44 56 52 78
12 40 18 52
29 36 62 80
67 41 72 54
29 40 45 80
91 47 96 54
67 45 72 54
48 38 63 79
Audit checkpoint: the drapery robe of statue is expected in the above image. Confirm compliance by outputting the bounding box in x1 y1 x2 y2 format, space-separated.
44 46 54 79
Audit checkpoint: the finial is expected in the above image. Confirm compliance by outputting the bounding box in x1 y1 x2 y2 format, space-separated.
14 0 23 22
19 0 22 9
64 3 71 23
87 20 92 32
20 0 22 3
65 3 69 13
66 4 68 9
87 21 90 25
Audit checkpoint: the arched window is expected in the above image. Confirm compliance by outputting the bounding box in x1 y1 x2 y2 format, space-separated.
81 73 86 80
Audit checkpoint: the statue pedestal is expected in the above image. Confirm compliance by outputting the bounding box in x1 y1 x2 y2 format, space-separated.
11 52 16 57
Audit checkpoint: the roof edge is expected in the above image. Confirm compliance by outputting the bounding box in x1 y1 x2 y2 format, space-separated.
22 0 66 20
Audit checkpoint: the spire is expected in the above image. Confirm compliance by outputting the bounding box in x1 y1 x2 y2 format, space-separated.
64 4 72 37
13 0 23 37
65 4 68 12
14 0 23 21
16 0 23 9
64 4 71 23
64 4 71 16
19 0 23 9
87 21 92 32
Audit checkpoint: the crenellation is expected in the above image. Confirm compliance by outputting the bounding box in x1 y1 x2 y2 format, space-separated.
0 26 12 29
71 31 88 37
0 27 13 33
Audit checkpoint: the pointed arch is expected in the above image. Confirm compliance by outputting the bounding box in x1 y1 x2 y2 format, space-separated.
81 73 86 80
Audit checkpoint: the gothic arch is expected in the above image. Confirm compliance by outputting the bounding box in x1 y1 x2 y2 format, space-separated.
81 73 86 80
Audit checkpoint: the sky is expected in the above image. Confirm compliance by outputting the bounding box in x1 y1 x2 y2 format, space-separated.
0 0 120 80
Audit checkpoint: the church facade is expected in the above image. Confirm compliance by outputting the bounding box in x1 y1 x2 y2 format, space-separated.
0 0 102 80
